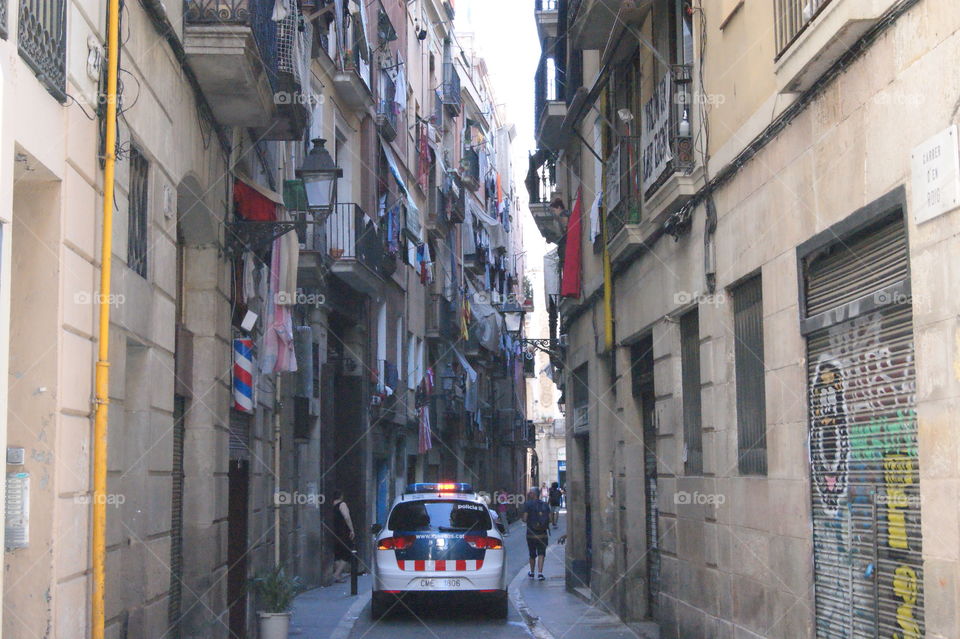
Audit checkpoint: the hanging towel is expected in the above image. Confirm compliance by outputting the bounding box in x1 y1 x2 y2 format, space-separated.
589 191 602 244
262 236 298 373
561 188 583 298
418 405 432 454
275 211 300 304
242 252 256 305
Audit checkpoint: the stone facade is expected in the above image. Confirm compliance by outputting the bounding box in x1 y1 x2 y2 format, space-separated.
532 1 960 638
0 0 525 637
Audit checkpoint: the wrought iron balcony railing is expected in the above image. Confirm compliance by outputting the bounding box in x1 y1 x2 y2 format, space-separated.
527 154 556 206
185 0 280 92
775 0 833 57
18 0 66 101
640 65 695 197
460 148 480 191
324 203 381 273
534 52 565 135
441 61 461 115
376 100 399 141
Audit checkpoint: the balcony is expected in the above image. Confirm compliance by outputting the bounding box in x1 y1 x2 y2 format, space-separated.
184 0 308 138
323 203 383 298
638 67 701 217
568 0 651 51
333 50 374 110
376 100 399 141
18 0 67 101
526 152 564 244
446 171 466 223
442 61 462 116
535 0 559 41
460 148 480 192
774 0 895 93
534 54 567 151
606 195 647 267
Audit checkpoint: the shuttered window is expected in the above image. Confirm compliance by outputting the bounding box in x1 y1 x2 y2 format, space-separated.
733 275 767 475
572 364 589 434
128 146 149 278
680 310 702 475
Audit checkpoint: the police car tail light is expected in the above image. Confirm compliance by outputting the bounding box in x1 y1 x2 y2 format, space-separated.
377 535 415 550
465 535 502 550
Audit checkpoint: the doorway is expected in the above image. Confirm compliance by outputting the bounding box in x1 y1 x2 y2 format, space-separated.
632 336 658 617
227 459 250 638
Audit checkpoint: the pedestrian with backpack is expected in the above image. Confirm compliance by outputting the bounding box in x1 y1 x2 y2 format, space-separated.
548 482 562 528
522 487 551 581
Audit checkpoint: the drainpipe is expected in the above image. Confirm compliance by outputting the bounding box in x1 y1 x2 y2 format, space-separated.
92 0 121 635
274 375 282 567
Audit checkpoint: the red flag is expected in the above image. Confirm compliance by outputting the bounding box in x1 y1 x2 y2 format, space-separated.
560 189 583 298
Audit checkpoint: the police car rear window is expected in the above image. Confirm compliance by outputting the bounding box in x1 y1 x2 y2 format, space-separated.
388 500 492 532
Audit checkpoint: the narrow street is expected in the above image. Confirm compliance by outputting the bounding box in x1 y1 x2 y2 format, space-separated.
4 0 960 637
346 517 567 639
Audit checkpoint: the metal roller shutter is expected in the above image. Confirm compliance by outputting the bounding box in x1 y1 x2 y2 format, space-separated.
229 411 252 461
168 397 186 637
804 216 922 639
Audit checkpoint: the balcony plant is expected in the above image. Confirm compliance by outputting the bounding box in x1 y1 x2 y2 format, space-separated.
250 566 305 639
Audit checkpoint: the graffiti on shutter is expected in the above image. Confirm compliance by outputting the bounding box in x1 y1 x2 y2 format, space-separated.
803 216 922 639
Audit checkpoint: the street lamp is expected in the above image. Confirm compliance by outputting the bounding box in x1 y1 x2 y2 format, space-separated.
296 138 343 213
500 301 525 336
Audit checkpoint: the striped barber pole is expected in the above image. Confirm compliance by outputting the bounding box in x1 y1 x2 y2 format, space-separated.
233 339 255 413
396 559 484 572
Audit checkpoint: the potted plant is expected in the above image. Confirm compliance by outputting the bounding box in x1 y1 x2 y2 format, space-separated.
250 566 304 639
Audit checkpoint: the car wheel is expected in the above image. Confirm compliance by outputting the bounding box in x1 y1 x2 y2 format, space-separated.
488 591 508 619
371 592 390 620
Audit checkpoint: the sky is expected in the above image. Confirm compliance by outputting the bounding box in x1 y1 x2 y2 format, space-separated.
454 0 553 275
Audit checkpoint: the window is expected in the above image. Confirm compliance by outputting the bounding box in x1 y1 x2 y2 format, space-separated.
680 310 702 475
388 500 491 533
17 0 66 101
407 335 416 389
669 0 695 66
733 275 767 475
128 146 150 278
572 364 589 433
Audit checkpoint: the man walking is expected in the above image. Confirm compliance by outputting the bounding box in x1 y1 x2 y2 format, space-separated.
548 481 563 528
522 487 551 581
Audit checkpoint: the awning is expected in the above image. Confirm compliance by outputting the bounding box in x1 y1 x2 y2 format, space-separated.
381 138 421 237
484 219 507 250
233 177 281 221
471 197 498 227
452 346 478 382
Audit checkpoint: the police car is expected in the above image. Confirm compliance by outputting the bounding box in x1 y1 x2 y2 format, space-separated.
370 482 509 619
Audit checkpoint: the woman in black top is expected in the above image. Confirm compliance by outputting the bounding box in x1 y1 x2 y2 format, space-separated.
330 490 355 583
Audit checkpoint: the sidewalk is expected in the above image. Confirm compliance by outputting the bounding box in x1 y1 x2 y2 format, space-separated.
512 531 660 639
288 573 372 639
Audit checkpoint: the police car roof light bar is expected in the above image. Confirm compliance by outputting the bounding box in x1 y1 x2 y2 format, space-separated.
405 482 475 494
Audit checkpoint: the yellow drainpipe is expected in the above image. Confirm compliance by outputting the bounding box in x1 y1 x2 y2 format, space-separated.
92 0 121 635
599 90 614 352
601 214 614 352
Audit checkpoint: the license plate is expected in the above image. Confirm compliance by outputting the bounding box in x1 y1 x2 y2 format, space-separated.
419 578 461 589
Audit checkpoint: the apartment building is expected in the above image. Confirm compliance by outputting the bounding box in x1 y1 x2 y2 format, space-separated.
0 0 524 637
531 1 960 638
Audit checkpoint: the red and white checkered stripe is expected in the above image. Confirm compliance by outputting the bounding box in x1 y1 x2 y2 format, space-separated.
396 559 484 572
